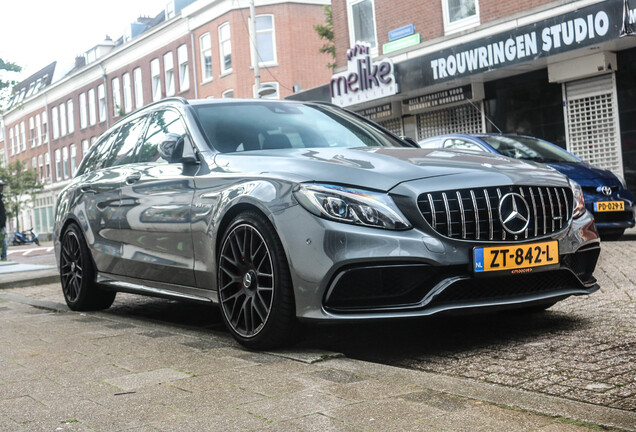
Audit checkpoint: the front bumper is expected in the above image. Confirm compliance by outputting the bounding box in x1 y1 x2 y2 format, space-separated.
584 194 635 231
275 205 600 322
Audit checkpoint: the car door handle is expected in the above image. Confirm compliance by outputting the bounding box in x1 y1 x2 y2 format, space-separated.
126 173 142 184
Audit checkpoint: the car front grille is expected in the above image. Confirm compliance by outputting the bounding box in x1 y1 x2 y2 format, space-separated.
417 186 573 241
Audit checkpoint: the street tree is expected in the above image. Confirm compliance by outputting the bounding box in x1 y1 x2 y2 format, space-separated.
0 159 43 232
313 5 336 71
0 58 22 108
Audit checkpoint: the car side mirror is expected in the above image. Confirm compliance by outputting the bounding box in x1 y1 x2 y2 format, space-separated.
158 133 198 164
400 136 419 147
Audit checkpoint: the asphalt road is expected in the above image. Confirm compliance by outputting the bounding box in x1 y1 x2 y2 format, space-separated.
9 231 636 413
5 241 56 266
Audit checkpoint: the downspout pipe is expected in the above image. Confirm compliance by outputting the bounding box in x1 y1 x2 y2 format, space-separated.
188 17 199 99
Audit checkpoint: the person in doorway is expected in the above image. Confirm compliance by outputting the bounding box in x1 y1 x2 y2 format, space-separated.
0 180 7 260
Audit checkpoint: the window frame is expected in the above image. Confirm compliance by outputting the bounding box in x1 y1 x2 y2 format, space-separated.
219 22 232 75
133 67 144 109
346 0 378 55
177 44 190 92
112 77 122 117
441 0 480 34
151 58 162 102
199 33 213 82
163 52 175 97
67 99 75 134
97 84 106 123
122 72 133 113
79 93 88 129
59 103 67 137
250 14 277 67
88 88 97 125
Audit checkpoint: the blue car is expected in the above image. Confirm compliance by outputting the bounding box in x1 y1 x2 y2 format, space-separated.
419 134 635 239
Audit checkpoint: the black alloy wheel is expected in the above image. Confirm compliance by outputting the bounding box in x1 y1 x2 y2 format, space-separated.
60 224 116 311
217 211 297 349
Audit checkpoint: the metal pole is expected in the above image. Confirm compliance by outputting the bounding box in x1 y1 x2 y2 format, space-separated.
249 0 260 97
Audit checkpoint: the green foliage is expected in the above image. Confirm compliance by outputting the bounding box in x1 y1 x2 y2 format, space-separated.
0 159 43 231
0 58 22 107
313 5 336 71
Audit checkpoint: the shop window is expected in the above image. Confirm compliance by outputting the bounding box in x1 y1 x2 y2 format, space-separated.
442 0 480 34
219 23 232 74
200 33 213 81
347 0 377 52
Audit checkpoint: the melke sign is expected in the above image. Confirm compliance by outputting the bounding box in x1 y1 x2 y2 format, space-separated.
330 43 398 107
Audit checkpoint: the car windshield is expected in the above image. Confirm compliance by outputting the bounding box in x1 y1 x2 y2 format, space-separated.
193 102 408 153
479 135 580 163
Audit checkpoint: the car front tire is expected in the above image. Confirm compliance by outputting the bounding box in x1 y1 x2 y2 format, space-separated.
217 211 298 349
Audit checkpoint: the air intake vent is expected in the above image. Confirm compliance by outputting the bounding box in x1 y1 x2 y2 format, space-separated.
417 186 573 241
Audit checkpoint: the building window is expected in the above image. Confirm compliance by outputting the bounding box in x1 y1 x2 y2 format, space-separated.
9 129 14 155
38 155 43 181
79 93 88 129
96 84 105 123
67 100 75 134
88 88 97 125
200 33 212 81
20 122 26 151
151 58 162 102
35 114 42 146
219 23 232 74
347 0 377 51
177 44 189 91
82 139 89 159
45 152 51 181
164 52 175 97
70 144 77 175
442 0 479 33
62 146 69 179
58 104 67 137
29 117 35 147
133 68 143 108
31 157 36 170
112 77 122 117
251 15 276 66
222 89 234 98
123 72 133 113
42 111 48 143
54 149 61 181
254 82 279 99
51 107 59 139
14 126 19 153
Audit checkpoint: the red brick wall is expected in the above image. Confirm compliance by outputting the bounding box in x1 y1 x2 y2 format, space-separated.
334 0 558 68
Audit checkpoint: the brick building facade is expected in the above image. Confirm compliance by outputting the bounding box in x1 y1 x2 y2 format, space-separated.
1 0 331 235
291 0 636 194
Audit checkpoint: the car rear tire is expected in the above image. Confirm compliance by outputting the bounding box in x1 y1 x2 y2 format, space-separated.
60 224 116 311
217 211 298 349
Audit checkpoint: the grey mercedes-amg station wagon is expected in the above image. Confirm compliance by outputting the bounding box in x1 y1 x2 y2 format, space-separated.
54 98 601 348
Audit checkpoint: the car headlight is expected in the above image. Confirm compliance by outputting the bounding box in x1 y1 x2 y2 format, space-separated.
570 180 586 218
294 183 412 230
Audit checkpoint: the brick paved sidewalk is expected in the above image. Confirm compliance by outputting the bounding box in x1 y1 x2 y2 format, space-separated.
1 285 631 431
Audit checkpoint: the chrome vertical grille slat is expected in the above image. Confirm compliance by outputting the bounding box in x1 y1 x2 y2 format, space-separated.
457 191 466 239
417 186 573 242
470 190 479 240
442 192 452 237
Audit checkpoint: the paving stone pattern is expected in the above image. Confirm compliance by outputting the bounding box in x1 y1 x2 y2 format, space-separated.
299 234 636 413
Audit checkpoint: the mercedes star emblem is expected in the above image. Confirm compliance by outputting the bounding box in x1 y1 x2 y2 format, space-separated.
499 193 531 235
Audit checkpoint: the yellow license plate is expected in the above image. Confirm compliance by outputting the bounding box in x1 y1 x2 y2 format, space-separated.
473 241 559 274
594 201 624 212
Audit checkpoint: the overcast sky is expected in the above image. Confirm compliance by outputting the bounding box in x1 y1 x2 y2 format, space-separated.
0 0 170 81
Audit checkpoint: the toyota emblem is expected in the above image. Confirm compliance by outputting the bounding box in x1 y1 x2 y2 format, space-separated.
498 193 531 235
601 186 612 196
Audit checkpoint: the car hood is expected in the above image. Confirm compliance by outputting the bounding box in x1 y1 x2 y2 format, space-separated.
214 147 569 191
546 161 620 186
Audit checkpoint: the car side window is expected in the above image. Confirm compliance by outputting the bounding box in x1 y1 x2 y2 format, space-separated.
443 138 484 152
78 129 120 174
136 110 189 163
107 116 148 167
